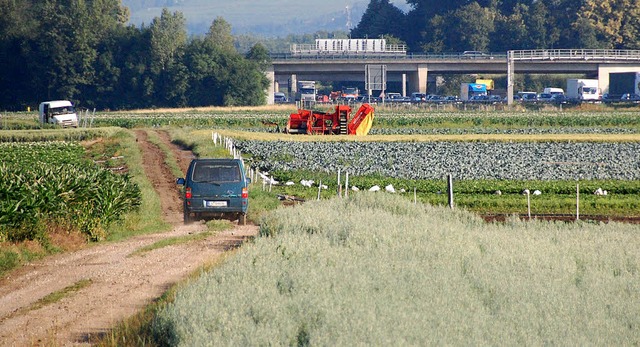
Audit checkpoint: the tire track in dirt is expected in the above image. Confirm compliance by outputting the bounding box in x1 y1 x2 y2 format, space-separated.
135 129 183 224
0 128 258 346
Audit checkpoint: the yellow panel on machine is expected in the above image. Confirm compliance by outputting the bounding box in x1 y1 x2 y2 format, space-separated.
285 104 374 135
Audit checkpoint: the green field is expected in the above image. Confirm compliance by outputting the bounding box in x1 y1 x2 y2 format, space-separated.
2 107 640 344
152 193 640 345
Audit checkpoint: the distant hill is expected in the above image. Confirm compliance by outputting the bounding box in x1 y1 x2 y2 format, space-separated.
121 0 410 36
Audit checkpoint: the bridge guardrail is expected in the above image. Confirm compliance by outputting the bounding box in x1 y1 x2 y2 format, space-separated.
271 49 640 62
271 52 507 61
510 49 640 61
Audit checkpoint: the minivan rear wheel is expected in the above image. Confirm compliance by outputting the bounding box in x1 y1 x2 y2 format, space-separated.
239 213 247 226
183 209 192 224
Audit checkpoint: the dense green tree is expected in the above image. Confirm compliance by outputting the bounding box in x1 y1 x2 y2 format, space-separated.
436 2 496 51
570 17 607 49
522 1 551 48
32 0 99 101
538 0 579 48
350 0 405 40
206 17 235 52
149 8 186 73
576 0 640 49
0 0 39 108
490 4 529 51
245 43 271 71
147 9 188 106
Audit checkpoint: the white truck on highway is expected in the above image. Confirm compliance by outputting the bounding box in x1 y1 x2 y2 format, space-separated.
39 100 78 127
295 81 317 103
566 79 600 102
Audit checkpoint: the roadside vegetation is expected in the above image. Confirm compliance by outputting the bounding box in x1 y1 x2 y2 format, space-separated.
0 128 169 275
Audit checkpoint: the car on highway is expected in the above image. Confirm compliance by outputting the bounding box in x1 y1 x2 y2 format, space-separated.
621 93 640 102
357 95 381 103
410 92 426 103
274 92 288 103
537 93 554 102
519 92 538 102
551 94 568 104
488 95 503 103
384 92 410 103
462 51 491 59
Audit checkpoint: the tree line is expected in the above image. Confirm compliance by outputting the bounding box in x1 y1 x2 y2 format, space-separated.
0 0 270 111
2 0 638 111
351 0 640 53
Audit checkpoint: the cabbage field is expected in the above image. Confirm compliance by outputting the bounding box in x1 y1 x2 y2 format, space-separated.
0 141 141 241
236 140 640 181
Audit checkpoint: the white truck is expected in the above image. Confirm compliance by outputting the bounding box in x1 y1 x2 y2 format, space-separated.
39 100 78 128
566 79 600 102
543 87 565 95
295 81 317 103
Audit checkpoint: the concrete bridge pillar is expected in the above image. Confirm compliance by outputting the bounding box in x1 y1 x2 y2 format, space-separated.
409 64 428 94
289 74 298 95
402 73 407 96
266 66 275 105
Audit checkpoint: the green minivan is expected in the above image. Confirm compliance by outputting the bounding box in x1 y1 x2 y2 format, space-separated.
176 158 250 225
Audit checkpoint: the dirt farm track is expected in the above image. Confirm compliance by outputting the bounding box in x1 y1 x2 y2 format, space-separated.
0 130 258 346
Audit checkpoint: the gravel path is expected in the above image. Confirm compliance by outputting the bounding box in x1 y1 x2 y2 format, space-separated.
0 130 258 346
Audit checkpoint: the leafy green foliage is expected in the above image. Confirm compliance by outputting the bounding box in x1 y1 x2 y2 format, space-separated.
0 1 271 111
0 142 141 241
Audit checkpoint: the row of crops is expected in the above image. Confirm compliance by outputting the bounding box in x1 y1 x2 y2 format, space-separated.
4 108 640 133
0 142 141 241
95 109 640 132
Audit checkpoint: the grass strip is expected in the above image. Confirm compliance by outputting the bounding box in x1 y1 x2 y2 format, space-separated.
145 129 184 178
29 279 93 312
128 232 212 257
197 129 640 143
106 129 171 241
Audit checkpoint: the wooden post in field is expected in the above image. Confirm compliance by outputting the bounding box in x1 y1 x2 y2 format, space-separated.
527 191 531 219
345 172 349 198
414 187 417 204
317 180 322 200
447 174 454 209
337 169 342 198
576 183 580 221
269 176 273 192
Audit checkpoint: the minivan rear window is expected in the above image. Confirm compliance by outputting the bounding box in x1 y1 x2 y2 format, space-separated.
192 163 241 183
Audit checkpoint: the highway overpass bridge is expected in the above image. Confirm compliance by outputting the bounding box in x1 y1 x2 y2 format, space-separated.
266 49 640 104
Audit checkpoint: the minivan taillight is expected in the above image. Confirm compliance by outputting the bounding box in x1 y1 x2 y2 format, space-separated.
241 187 248 199
185 187 192 199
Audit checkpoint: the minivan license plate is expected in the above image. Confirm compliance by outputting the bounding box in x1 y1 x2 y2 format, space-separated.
206 201 227 207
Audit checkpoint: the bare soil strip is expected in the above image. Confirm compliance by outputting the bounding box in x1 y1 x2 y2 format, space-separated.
0 129 257 346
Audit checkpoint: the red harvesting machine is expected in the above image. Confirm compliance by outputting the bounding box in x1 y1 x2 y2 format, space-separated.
285 103 374 135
